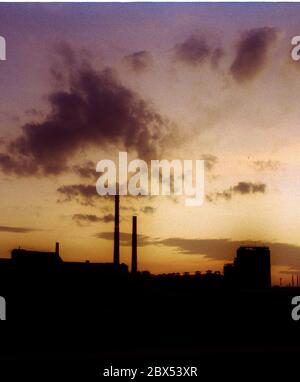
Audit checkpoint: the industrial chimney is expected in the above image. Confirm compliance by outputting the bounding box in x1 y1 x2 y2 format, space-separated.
113 194 120 267
55 242 59 256
131 216 137 274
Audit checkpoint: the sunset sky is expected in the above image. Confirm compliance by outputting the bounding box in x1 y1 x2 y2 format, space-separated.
1 3 300 284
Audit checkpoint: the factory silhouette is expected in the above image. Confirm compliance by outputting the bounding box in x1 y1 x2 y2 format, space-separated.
0 194 299 364
0 194 272 291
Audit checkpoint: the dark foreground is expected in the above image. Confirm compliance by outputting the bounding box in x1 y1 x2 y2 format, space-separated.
0 269 299 378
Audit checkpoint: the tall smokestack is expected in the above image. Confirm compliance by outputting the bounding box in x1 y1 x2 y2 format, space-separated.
113 194 120 266
131 216 137 274
55 242 59 255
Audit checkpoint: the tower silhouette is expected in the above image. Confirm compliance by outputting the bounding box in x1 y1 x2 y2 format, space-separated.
131 216 137 273
113 194 120 266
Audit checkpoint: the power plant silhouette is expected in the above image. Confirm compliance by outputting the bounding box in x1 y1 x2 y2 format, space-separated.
0 194 299 364
0 194 272 290
0 194 273 290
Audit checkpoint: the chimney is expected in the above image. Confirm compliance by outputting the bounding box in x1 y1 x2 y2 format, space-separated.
131 216 137 274
55 242 59 256
113 194 120 267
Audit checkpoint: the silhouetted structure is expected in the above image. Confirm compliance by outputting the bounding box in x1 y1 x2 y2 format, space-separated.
11 243 63 268
55 242 59 256
131 216 137 274
8 243 128 275
113 194 120 267
224 246 271 289
1 228 299 365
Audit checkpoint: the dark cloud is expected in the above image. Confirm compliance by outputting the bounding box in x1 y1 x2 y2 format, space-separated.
155 237 234 259
174 36 223 68
0 225 39 233
206 181 266 202
56 182 152 206
100 214 114 223
230 27 278 83
0 153 39 176
121 206 137 213
72 213 114 225
174 36 210 66
55 41 78 68
151 238 300 270
232 181 266 194
94 231 300 271
0 45 177 176
201 154 218 171
140 206 156 214
72 160 96 179
94 231 152 247
206 190 232 203
123 50 153 73
252 160 281 172
57 184 98 206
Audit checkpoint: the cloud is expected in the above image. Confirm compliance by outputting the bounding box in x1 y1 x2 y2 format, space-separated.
0 153 39 176
93 231 300 271
72 213 114 225
56 182 153 206
0 44 177 176
206 190 232 203
252 160 281 172
72 160 97 179
123 50 153 72
94 231 153 247
173 36 224 68
0 225 39 233
230 27 278 83
140 206 156 214
206 181 266 202
174 36 210 66
121 206 137 213
201 154 218 171
151 238 300 270
57 184 98 206
232 181 266 194
279 269 300 275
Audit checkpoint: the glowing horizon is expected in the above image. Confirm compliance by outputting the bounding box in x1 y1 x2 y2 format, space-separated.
1 3 300 285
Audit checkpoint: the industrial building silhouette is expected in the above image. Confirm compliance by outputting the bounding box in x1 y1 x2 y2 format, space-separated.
224 246 271 289
0 194 299 365
0 195 271 290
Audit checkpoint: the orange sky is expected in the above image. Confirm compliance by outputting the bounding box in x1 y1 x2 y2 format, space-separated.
1 4 300 285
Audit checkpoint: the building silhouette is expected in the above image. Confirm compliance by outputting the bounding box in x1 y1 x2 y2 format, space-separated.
113 194 120 267
11 242 63 268
224 246 271 289
131 216 137 274
0 197 273 293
